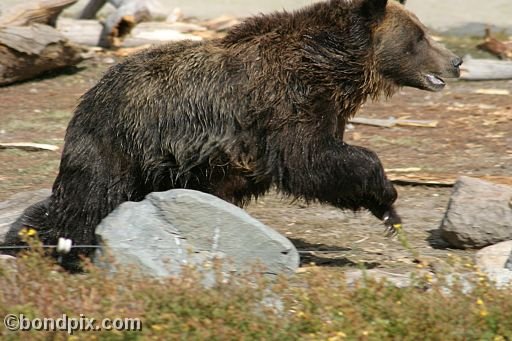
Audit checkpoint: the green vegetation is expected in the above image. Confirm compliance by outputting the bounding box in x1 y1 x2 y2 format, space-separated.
1 247 511 341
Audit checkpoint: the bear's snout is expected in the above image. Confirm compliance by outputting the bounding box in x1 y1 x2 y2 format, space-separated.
450 56 463 77
452 57 463 68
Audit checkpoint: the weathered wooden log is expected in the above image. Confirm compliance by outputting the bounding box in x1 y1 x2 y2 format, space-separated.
99 0 151 48
78 0 108 19
460 55 512 80
200 15 241 32
79 0 164 19
0 24 83 86
477 28 512 60
0 0 78 27
57 18 204 47
79 0 165 47
123 21 203 46
57 18 104 46
0 142 59 152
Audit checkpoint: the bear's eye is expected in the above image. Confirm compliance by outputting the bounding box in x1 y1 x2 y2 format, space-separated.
405 41 417 54
416 32 425 43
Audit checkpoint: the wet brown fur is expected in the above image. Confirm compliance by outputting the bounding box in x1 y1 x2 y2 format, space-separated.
4 0 461 269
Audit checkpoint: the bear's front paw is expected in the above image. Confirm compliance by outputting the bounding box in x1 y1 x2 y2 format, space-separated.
383 208 402 237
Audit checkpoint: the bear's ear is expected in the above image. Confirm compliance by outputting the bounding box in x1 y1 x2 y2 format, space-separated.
359 0 388 21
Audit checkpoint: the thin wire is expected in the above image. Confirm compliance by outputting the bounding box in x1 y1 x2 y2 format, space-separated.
0 245 510 257
0 245 99 250
0 245 351 253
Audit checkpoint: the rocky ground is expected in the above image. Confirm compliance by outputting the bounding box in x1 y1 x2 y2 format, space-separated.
0 44 511 276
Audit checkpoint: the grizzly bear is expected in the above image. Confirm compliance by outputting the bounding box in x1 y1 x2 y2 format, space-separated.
5 0 461 268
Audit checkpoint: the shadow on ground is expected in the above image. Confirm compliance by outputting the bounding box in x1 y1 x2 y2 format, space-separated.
290 238 380 268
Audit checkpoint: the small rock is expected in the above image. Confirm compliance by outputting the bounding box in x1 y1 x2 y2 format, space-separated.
95 189 299 282
506 250 512 271
440 176 512 249
442 273 475 294
344 269 412 288
476 241 512 287
0 189 51 244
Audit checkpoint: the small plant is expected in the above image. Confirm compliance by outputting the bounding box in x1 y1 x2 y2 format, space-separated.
1 249 512 340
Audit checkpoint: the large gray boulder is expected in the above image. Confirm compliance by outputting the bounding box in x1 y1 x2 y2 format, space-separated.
95 189 299 279
440 177 512 249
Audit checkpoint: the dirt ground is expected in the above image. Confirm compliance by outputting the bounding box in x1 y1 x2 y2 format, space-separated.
0 50 511 275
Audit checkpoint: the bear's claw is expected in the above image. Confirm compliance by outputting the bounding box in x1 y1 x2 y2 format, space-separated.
383 209 402 237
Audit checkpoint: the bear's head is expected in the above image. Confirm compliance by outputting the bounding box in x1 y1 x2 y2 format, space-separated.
361 0 462 91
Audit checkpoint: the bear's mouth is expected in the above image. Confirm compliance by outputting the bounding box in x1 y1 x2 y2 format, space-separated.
424 73 446 91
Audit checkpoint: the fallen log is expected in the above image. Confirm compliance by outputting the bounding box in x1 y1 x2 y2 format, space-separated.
57 18 104 46
350 117 438 128
0 142 59 152
78 0 108 19
0 24 83 86
99 0 151 48
57 18 204 47
79 0 164 20
79 0 163 48
0 0 78 27
123 21 203 46
200 15 241 32
477 28 512 60
460 55 512 80
387 172 512 187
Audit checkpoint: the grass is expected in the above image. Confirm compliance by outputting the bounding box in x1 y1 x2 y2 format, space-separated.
0 35 510 340
1 246 511 340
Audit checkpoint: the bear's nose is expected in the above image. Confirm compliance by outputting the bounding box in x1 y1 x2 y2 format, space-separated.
452 57 463 68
